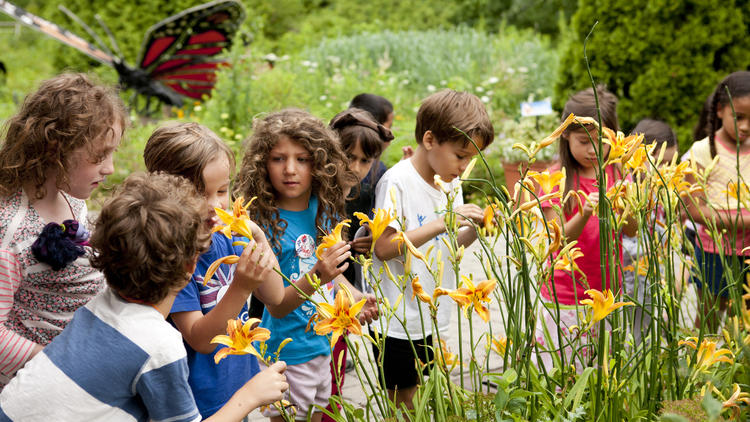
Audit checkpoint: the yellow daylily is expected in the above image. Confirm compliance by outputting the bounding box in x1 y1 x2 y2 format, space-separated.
203 255 240 286
447 275 497 322
435 338 459 371
315 219 350 259
527 168 566 195
678 337 734 373
213 196 257 241
313 284 367 346
723 383 750 413
623 255 649 277
544 219 563 257
392 230 426 262
211 318 270 364
625 142 657 172
353 208 396 253
579 289 634 326
491 335 511 356
411 276 434 307
480 200 501 237
724 181 750 203
603 128 644 165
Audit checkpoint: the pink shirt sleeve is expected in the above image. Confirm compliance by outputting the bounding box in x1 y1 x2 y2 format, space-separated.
0 250 37 377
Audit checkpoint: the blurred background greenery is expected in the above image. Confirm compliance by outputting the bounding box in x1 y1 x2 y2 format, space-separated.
1 0 748 203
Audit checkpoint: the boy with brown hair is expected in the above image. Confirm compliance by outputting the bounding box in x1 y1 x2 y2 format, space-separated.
0 172 288 422
372 89 494 408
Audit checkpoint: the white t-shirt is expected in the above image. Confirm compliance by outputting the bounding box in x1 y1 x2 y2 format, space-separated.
371 158 463 340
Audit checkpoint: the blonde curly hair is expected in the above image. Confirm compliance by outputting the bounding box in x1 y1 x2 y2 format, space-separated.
234 109 355 252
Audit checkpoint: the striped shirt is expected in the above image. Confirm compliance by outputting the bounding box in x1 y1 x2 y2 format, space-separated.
0 288 200 422
0 189 104 387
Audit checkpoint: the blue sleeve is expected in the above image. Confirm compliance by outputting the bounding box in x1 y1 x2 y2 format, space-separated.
136 358 201 422
170 280 201 313
232 235 249 256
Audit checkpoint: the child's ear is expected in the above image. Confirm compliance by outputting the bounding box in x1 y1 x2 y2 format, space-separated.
422 130 436 150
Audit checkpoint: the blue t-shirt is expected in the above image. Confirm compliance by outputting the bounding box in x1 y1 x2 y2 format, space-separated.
260 196 334 365
170 233 259 418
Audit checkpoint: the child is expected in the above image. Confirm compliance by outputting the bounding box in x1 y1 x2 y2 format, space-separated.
349 93 403 182
143 122 285 418
0 73 127 388
685 71 750 331
234 109 378 422
535 87 637 368
622 118 678 344
0 172 288 421
372 89 494 408
325 108 393 420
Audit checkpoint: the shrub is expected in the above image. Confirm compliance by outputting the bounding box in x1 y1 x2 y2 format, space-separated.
555 0 750 153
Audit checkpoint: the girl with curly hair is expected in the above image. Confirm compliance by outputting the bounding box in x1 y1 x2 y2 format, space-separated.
0 73 127 389
234 108 378 422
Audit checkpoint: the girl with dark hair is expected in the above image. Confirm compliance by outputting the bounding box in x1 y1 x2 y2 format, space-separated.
686 71 750 330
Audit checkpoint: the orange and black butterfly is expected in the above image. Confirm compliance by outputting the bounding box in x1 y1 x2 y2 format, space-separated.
0 0 245 108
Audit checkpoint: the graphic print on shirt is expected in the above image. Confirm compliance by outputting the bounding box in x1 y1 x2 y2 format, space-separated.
194 263 249 322
291 233 334 318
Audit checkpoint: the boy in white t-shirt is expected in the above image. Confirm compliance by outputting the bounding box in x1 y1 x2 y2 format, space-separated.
371 89 494 409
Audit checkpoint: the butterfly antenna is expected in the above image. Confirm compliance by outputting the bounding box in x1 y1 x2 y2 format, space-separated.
58 5 114 58
94 14 123 60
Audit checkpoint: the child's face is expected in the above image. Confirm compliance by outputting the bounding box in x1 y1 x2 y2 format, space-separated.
566 127 609 170
717 96 750 144
202 154 231 228
65 121 122 200
267 135 313 211
425 133 480 183
347 141 376 183
384 112 394 129
652 144 678 165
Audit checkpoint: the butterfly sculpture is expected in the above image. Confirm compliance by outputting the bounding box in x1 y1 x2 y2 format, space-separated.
0 0 245 109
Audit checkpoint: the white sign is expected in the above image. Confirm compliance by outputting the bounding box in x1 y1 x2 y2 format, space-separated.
520 99 553 117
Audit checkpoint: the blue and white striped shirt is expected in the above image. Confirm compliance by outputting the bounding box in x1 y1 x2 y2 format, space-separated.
0 288 200 422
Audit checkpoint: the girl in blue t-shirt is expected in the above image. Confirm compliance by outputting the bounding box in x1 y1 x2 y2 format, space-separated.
144 122 285 418
234 109 379 422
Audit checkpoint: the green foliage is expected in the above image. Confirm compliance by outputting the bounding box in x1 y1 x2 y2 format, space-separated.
555 0 750 153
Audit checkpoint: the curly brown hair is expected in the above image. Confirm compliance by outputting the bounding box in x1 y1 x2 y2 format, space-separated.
90 172 210 304
234 108 354 252
0 73 128 199
143 122 235 193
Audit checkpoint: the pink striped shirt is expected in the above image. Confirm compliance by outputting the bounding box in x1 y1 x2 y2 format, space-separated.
0 189 104 388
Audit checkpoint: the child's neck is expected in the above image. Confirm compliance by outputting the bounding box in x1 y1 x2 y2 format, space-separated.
577 165 597 179
716 129 750 153
24 176 74 223
410 146 438 188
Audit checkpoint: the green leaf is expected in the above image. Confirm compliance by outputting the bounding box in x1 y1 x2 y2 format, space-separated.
563 367 595 411
701 392 722 421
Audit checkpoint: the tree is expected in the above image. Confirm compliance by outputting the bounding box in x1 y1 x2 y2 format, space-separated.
555 0 750 151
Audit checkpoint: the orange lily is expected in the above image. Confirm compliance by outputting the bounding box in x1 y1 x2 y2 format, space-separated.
579 289 634 326
480 200 501 237
353 208 396 252
723 383 750 413
435 338 459 371
315 219 350 259
411 276 434 307
678 337 734 373
313 284 366 345
553 247 584 273
527 169 566 195
447 275 497 322
213 196 256 241
203 255 240 286
211 318 270 364
491 335 510 356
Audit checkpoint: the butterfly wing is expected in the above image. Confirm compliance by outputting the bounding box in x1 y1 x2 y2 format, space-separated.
0 0 114 66
136 0 245 101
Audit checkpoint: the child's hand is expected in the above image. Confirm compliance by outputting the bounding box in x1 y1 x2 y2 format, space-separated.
357 293 379 324
401 145 414 160
248 219 269 244
350 235 372 254
242 361 289 408
583 192 599 216
312 242 351 284
454 203 484 227
234 240 275 293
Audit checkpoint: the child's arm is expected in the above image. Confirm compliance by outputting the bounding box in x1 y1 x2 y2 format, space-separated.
263 242 352 319
374 204 484 261
684 171 750 230
544 192 599 244
0 251 43 375
171 240 277 354
204 361 288 422
246 231 284 307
